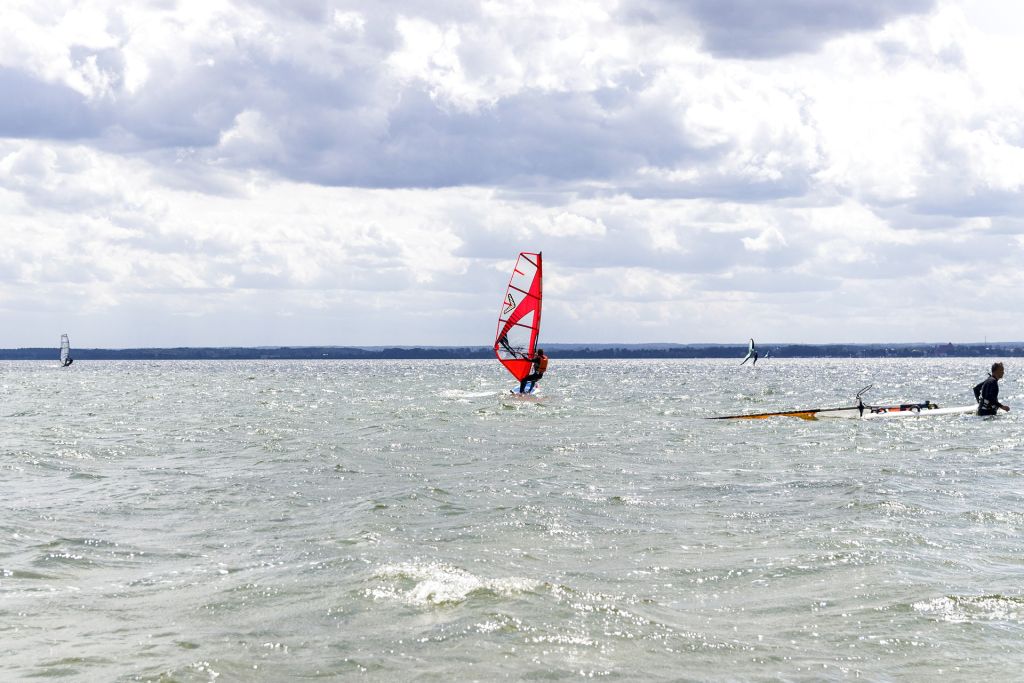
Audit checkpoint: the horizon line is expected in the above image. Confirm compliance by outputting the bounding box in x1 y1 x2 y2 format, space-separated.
3 341 1024 351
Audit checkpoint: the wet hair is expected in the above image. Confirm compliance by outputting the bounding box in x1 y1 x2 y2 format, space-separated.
537 348 544 354
992 362 1004 374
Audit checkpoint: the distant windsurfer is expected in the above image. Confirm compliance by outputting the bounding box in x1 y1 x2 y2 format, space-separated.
60 333 73 367
520 348 548 393
740 339 758 366
973 362 1009 416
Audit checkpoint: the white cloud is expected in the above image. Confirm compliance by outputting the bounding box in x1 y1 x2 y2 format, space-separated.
538 212 607 238
742 227 787 252
216 109 285 165
0 0 1022 346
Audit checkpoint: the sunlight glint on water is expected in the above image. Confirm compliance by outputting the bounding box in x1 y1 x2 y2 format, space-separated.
1 359 1022 680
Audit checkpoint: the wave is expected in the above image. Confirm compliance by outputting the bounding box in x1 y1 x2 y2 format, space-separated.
913 594 1024 623
366 561 540 606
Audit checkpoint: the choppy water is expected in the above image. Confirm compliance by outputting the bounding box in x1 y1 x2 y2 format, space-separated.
1 358 1023 681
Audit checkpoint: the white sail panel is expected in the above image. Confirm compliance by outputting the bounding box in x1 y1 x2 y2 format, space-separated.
60 334 71 366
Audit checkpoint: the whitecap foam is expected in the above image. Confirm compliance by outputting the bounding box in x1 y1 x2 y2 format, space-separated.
913 595 1024 623
437 389 495 400
367 561 540 606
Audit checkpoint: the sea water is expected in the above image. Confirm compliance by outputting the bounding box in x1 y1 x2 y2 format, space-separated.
1 358 1022 681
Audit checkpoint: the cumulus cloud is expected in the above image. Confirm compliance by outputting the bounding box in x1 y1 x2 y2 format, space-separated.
1 0 1023 345
0 0 980 199
623 0 937 59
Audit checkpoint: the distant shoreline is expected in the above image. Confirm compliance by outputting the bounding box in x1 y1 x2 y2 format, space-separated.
2 343 1022 360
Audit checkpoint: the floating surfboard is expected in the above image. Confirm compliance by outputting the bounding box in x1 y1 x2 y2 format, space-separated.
709 385 980 420
711 402 978 420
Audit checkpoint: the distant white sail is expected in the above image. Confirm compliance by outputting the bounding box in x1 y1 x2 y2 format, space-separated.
60 333 72 367
740 338 758 366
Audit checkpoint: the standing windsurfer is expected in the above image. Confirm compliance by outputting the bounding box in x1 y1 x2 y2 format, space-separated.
60 333 73 367
520 349 548 393
973 362 1009 416
740 339 758 366
494 251 543 392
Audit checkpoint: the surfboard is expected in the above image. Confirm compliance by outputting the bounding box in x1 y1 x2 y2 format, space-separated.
821 404 977 419
709 383 985 420
510 381 537 395
711 402 978 420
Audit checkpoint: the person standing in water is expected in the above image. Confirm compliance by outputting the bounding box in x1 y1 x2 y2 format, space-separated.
973 362 1010 416
520 348 548 393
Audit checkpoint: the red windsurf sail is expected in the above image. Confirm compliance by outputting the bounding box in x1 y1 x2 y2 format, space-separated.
494 252 542 381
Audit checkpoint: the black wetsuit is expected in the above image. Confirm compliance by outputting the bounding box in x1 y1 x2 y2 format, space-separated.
973 376 1000 416
519 357 545 393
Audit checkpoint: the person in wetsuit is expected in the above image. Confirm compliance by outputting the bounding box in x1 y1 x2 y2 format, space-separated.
973 362 1010 416
519 348 548 393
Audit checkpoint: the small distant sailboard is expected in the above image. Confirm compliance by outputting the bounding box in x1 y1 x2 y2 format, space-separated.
710 385 976 420
494 252 542 394
60 333 74 367
740 338 758 366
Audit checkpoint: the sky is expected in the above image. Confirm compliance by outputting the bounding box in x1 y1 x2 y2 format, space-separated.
1 0 1023 347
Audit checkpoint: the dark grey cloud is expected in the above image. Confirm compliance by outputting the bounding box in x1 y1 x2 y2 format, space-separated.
117 83 719 196
617 171 813 203
623 0 936 59
0 2 843 204
0 68 101 139
0 2 816 201
283 87 701 188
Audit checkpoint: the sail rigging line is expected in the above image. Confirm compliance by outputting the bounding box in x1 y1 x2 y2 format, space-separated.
506 284 539 299
517 253 539 269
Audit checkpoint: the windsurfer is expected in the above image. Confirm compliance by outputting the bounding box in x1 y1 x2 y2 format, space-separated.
520 349 548 393
740 339 758 366
973 362 1009 416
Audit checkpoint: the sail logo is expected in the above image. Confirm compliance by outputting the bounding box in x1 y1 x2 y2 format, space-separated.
503 293 516 314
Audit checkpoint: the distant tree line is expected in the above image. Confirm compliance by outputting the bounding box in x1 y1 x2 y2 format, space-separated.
2 343 1022 360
